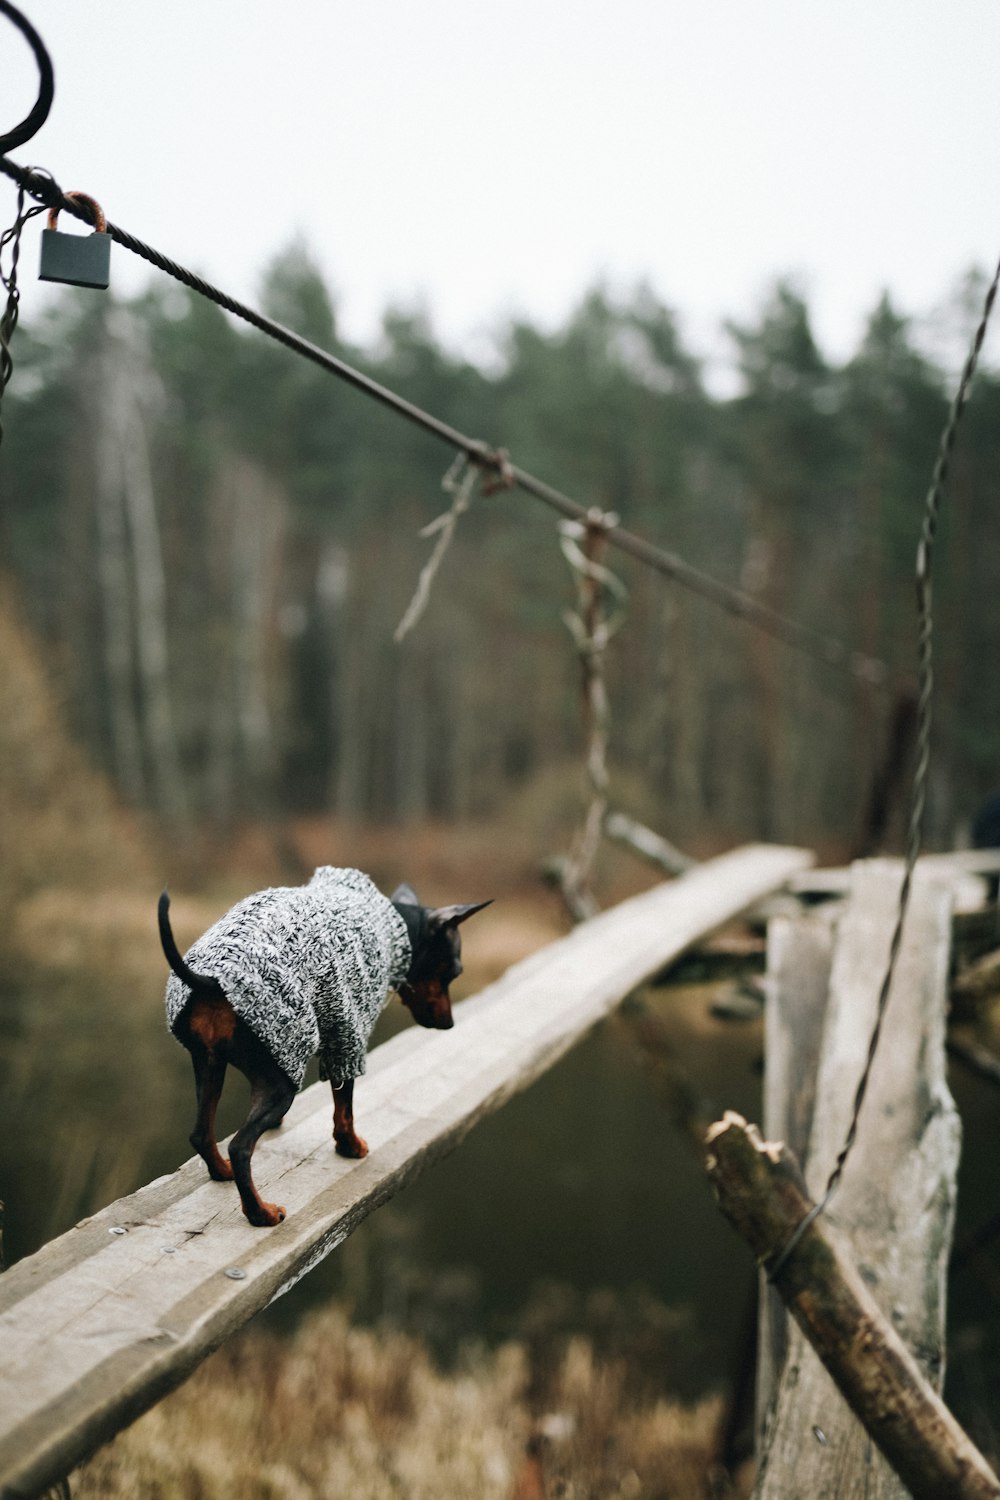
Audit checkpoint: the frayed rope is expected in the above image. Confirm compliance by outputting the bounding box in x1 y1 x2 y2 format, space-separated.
394 452 480 642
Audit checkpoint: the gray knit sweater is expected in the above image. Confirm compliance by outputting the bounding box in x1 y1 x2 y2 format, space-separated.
165 867 412 1091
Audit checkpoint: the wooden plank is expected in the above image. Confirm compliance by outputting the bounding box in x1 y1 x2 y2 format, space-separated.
756 860 961 1500
922 848 1000 876
787 866 853 898
756 914 834 1447
790 860 988 914
0 843 812 1500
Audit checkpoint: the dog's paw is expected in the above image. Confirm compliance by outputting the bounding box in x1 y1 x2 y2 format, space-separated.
335 1132 369 1159
247 1201 286 1228
208 1159 235 1182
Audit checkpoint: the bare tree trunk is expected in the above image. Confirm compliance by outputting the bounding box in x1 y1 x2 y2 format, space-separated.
671 592 706 836
391 643 425 822
93 310 187 820
741 523 781 840
334 652 366 821
91 338 144 805
205 454 286 819
230 457 283 799
333 548 372 821
113 315 188 822
206 649 237 821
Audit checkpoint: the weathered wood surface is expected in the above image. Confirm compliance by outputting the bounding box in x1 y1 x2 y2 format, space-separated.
603 811 696 874
921 848 1000 876
755 913 834 1447
754 860 962 1500
790 859 989 914
707 1114 1000 1500
0 843 811 1500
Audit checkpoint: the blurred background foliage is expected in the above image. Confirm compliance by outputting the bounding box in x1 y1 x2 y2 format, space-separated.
3 247 999 872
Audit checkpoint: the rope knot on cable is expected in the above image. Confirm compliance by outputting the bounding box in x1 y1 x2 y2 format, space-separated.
476 444 515 496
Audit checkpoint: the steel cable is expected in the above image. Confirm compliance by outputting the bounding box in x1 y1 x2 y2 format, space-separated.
0 148 889 686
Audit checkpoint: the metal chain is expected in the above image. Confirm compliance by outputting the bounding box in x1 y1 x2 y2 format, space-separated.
769 250 1000 1284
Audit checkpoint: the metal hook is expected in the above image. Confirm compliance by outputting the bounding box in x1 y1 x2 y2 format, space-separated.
0 1 55 155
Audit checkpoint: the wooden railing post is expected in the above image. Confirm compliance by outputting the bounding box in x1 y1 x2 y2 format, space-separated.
711 860 994 1499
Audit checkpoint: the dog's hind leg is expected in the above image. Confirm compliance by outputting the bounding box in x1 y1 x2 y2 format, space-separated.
189 1044 234 1181
176 996 236 1183
228 1035 296 1227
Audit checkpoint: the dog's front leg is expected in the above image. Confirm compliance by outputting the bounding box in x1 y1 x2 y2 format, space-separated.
332 1077 368 1159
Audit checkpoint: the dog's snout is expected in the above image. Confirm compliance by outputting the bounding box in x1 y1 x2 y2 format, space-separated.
427 987 453 1029
425 984 453 1030
401 978 454 1030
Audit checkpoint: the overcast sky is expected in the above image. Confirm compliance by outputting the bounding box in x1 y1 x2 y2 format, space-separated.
7 2 1000 385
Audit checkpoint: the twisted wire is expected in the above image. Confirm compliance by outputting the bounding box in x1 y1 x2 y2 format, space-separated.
0 149 888 686
0 178 46 444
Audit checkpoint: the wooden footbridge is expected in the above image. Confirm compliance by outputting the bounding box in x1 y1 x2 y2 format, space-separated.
2 842 1000 1498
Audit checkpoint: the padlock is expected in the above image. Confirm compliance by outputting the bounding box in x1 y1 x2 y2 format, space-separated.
39 192 111 289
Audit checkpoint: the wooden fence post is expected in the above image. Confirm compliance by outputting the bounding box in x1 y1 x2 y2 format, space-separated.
715 861 976 1498
755 913 833 1447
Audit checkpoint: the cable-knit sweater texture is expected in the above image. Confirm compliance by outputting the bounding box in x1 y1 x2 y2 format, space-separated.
165 867 412 1091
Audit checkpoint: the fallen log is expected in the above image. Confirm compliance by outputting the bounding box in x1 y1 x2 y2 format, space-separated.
706 1112 1000 1500
603 811 696 875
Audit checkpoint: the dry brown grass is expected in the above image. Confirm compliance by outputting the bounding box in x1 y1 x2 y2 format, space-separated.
0 585 153 913
74 1305 725 1500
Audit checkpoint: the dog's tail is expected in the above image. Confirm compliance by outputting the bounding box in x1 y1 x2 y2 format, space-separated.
158 890 222 994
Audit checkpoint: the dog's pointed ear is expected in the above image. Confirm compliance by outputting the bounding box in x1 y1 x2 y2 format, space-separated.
391 883 421 907
429 899 493 929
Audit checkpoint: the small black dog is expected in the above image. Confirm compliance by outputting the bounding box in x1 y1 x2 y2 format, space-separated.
159 867 490 1227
